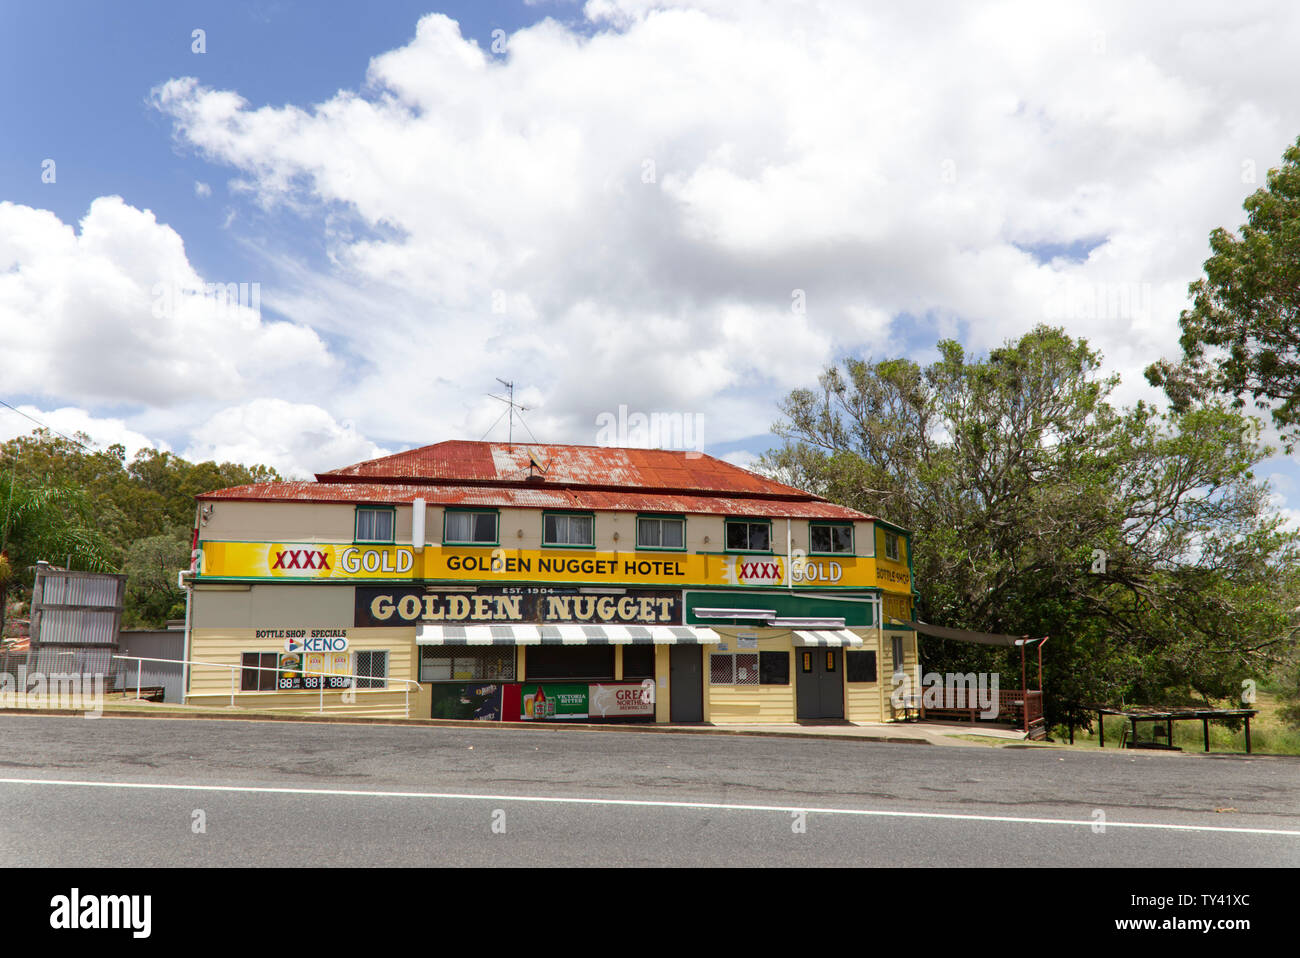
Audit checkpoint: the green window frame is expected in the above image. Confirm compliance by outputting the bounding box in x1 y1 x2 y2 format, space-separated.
636 514 686 551
355 506 396 544
442 508 500 546
884 530 900 561
724 518 773 554
542 511 596 549
809 521 854 555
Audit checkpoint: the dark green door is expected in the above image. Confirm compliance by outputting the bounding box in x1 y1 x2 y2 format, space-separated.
669 645 703 722
796 647 843 720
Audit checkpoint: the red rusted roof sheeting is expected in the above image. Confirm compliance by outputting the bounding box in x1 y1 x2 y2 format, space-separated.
199 480 871 520
317 441 810 498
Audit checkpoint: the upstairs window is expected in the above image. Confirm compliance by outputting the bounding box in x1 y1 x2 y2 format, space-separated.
444 510 498 545
884 530 900 561
637 515 685 550
355 507 395 543
544 512 594 547
726 519 771 553
810 522 854 555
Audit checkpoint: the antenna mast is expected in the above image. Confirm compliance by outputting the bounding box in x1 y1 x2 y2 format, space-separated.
493 378 529 449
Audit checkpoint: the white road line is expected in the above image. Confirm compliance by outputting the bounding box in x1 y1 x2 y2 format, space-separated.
2 776 1298 837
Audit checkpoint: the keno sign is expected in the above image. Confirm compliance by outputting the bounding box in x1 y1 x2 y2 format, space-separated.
284 629 350 653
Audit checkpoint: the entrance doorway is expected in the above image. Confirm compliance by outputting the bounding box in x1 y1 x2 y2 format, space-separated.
669 645 703 722
796 647 844 720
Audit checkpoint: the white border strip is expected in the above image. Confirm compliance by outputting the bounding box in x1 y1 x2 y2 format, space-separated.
1 777 1297 837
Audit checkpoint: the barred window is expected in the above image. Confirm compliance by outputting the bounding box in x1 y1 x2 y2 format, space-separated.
420 647 515 682
354 650 389 689
710 652 759 685
710 654 733 685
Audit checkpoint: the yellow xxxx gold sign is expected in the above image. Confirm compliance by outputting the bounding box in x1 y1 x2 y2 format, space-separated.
199 542 887 589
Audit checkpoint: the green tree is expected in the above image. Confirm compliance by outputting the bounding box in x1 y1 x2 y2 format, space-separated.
0 430 281 631
121 527 192 628
766 326 1298 729
1147 134 1300 451
0 470 115 637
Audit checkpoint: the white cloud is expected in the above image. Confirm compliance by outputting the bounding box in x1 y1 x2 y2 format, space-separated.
182 399 390 479
143 0 1300 460
194 181 212 197
0 0 1292 501
0 196 333 407
719 448 760 471
0 405 166 460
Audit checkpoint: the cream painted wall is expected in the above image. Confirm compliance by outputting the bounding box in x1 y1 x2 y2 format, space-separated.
193 583 356 629
205 500 883 562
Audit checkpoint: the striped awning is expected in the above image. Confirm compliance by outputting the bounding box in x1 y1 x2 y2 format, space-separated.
416 623 721 646
792 629 865 647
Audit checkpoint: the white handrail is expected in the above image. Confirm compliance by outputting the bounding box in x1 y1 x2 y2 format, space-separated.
109 654 421 718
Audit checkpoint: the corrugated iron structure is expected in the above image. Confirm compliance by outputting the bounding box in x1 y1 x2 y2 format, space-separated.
201 441 871 520
31 563 126 650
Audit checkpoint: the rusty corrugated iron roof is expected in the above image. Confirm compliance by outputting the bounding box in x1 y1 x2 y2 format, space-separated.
316 441 812 498
198 480 872 520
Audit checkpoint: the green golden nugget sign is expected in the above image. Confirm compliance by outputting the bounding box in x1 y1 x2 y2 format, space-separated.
198 542 909 590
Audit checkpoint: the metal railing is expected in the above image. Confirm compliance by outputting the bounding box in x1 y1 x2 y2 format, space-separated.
110 654 421 718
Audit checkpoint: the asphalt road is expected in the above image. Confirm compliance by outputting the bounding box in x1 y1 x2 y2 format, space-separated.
2 714 1298 867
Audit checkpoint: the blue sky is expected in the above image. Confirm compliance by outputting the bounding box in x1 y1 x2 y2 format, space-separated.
2 1 551 330
2 0 1300 526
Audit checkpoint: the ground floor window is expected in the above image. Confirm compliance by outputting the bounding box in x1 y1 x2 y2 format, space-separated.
420 647 515 682
354 650 389 689
713 651 789 685
526 645 614 680
240 652 278 691
847 650 877 683
891 635 905 675
621 644 655 679
759 650 789 685
710 652 759 685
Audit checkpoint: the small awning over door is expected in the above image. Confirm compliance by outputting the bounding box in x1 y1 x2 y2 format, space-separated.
792 629 864 647
416 623 721 646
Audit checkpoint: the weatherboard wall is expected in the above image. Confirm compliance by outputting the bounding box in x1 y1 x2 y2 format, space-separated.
200 499 876 562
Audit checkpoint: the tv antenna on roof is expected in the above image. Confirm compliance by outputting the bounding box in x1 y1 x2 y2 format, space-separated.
487 378 530 449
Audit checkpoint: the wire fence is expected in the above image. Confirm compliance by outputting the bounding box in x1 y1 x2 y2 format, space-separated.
116 654 421 718
1 652 421 718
